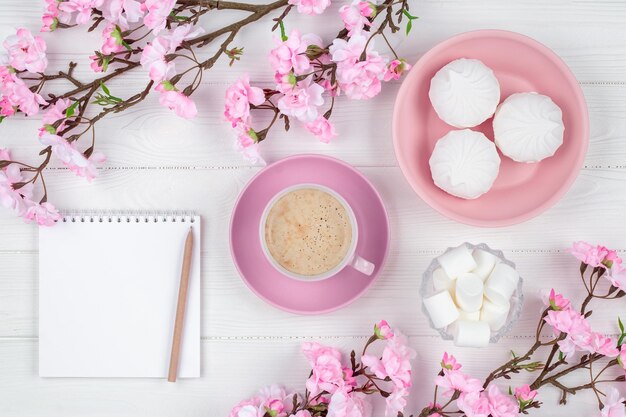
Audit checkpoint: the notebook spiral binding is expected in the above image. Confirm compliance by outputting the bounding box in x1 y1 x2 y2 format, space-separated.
57 210 197 224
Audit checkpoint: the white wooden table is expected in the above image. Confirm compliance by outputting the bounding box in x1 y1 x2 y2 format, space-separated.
1 1 626 416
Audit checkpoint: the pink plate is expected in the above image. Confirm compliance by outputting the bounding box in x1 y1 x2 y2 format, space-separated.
393 30 589 227
229 154 389 315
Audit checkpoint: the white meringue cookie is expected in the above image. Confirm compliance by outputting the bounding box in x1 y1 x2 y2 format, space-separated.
429 58 501 128
493 92 564 163
429 129 501 199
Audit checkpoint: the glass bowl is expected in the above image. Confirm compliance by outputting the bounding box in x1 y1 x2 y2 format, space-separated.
420 242 524 343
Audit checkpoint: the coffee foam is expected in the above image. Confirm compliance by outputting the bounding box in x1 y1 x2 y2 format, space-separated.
264 188 352 277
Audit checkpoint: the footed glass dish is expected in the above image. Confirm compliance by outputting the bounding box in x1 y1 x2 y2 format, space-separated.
420 242 524 344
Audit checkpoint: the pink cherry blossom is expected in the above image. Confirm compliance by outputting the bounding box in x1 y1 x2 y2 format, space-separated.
587 333 619 357
58 0 104 25
288 0 331 15
305 116 336 143
224 76 266 127
361 332 415 389
514 384 537 403
569 241 609 267
140 37 176 82
89 55 104 72
42 99 72 126
301 341 350 396
484 385 518 417
100 0 144 29
329 33 367 64
327 390 372 417
384 388 408 417
335 50 386 100
0 158 32 216
41 0 60 32
434 369 483 397
256 385 291 417
542 288 570 311
0 97 15 117
235 405 265 417
160 24 205 50
383 59 411 81
329 34 387 100
277 77 324 122
229 397 262 417
269 30 315 76
609 264 626 291
0 71 47 116
158 90 197 119
339 1 372 35
100 23 124 55
39 133 106 181
599 387 626 417
457 391 490 417
275 72 297 92
374 320 394 340
234 126 264 165
544 308 591 335
143 0 176 34
0 149 10 162
441 352 461 371
24 202 61 226
3 28 48 73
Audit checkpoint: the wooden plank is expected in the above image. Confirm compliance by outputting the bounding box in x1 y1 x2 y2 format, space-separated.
2 235 625 338
0 336 613 417
1 83 626 169
1 1 626 82
1 167 626 252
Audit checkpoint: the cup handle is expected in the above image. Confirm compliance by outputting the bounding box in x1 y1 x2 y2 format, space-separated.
350 255 375 276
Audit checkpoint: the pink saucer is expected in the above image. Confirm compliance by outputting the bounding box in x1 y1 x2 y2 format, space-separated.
230 154 389 315
393 30 589 227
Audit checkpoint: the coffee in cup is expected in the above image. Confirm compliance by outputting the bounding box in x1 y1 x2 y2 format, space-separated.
260 184 375 281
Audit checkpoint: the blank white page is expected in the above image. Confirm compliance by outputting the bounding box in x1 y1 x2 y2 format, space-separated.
39 214 201 378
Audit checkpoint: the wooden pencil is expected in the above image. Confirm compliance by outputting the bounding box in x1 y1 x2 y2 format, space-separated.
168 227 194 383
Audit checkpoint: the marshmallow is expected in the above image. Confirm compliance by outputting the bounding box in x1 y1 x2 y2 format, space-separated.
454 320 491 348
481 298 510 331
459 309 480 321
484 263 519 305
423 290 460 328
472 249 498 281
455 273 484 312
433 268 454 291
437 245 477 278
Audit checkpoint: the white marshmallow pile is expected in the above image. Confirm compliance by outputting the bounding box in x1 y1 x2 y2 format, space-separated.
423 244 520 348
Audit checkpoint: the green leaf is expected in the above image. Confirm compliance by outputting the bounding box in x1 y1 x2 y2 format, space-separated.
402 9 417 20
558 351 565 361
100 81 111 96
619 317 624 334
65 101 79 118
122 40 133 52
279 20 288 42
402 9 419 35
101 56 110 73
169 12 189 21
0 116 4 124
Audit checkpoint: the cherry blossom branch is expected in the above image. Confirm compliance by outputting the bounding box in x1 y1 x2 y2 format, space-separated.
415 243 626 417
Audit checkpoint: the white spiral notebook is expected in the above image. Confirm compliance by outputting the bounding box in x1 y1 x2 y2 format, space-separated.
39 212 201 378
